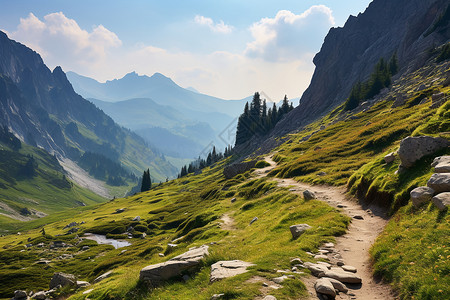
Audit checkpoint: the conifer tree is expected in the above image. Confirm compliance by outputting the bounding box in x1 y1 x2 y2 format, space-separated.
140 169 151 192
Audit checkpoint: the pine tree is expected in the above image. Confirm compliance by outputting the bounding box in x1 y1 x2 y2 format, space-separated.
140 169 151 192
281 95 290 115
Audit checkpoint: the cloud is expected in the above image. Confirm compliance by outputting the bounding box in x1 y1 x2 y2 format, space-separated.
245 6 335 62
194 15 233 34
10 12 121 69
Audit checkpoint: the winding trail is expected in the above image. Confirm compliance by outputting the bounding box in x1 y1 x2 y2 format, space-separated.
255 154 394 300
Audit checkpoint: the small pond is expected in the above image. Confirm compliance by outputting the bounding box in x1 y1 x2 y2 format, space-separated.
83 233 131 249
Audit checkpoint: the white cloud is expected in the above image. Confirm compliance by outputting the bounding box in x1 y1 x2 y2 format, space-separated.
11 12 121 69
194 15 233 34
245 6 335 62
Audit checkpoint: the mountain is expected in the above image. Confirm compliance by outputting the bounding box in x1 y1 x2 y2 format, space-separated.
0 31 177 185
272 0 449 136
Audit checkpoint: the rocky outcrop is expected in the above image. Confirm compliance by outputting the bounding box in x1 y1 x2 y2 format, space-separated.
210 260 255 282
410 186 435 207
223 161 257 179
49 272 76 289
140 245 209 284
432 192 450 211
427 173 450 193
398 136 449 168
289 224 312 239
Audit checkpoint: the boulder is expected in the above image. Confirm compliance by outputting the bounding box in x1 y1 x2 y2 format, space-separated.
427 173 450 193
210 260 255 282
321 268 362 284
140 245 209 283
304 262 328 277
93 271 113 283
324 277 348 293
410 186 435 207
49 272 76 289
314 254 328 260
223 161 257 179
398 136 449 168
314 278 336 297
432 192 450 211
13 290 27 300
341 265 357 273
230 197 236 203
290 258 303 265
289 224 312 239
432 156 450 173
272 275 288 284
132 216 141 221
31 291 46 300
384 152 396 164
76 280 90 288
303 190 316 200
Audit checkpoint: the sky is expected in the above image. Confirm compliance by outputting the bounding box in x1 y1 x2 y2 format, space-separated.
0 0 372 100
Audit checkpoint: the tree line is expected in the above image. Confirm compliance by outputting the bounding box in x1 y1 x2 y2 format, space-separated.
178 145 233 178
344 54 398 111
235 93 294 145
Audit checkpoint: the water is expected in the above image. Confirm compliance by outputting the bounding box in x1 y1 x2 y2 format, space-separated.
83 233 131 249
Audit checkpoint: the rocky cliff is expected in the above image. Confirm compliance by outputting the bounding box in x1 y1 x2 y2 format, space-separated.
273 0 449 135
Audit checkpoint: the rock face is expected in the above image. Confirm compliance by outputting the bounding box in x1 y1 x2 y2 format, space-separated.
140 245 209 284
314 278 336 297
427 173 450 193
289 224 312 239
410 186 435 207
210 260 255 282
432 156 450 173
223 161 257 179
49 272 76 289
398 136 449 168
432 192 450 211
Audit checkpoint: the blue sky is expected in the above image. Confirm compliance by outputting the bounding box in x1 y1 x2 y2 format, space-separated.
0 0 372 100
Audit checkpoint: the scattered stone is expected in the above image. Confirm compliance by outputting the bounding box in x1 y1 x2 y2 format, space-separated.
337 204 346 208
82 289 94 295
132 216 141 221
290 258 303 265
230 197 236 203
140 245 209 283
289 224 312 239
13 290 27 300
384 152 396 164
76 281 91 288
314 278 336 297
432 192 450 211
303 190 316 200
250 217 258 225
317 171 327 176
314 254 329 260
263 296 277 300
35 259 51 265
49 272 76 289
63 222 78 229
31 291 46 300
94 271 113 283
427 173 450 193
316 261 331 269
272 275 288 284
342 265 357 273
398 136 449 168
223 160 257 179
322 242 334 249
410 186 435 207
81 245 90 251
66 227 79 234
353 215 364 220
318 249 329 254
114 208 126 214
304 262 328 276
262 282 269 287
324 277 348 293
321 269 362 284
210 294 225 300
432 156 450 173
158 253 165 257
210 260 255 282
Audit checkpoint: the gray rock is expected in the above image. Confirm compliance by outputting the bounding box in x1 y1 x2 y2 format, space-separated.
31 291 46 300
81 245 90 251
323 277 348 293
230 197 236 203
223 161 257 179
63 222 78 229
272 275 288 284
303 190 316 200
49 272 76 289
132 216 141 221
321 269 362 283
384 152 396 164
391 94 406 108
314 278 336 297
432 92 445 102
14 290 27 300
432 156 450 173
341 265 357 273
322 242 334 249
410 186 435 207
115 208 126 214
290 258 303 265
304 262 328 277
427 173 450 193
398 136 449 168
210 260 255 282
289 224 312 239
317 171 327 176
314 254 328 260
211 294 225 300
250 217 258 225
432 192 450 211
93 271 113 283
263 296 277 300
76 280 90 288
140 245 209 283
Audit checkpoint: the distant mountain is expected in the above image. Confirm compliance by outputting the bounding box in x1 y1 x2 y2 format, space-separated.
0 31 177 185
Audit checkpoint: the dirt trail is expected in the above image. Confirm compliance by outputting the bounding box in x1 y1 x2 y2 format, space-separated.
256 154 394 300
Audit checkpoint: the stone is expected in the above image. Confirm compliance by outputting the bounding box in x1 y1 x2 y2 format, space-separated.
353 215 364 220
132 216 141 221
115 208 126 214
341 265 357 273
303 190 316 200
322 242 334 249
272 275 288 284
250 217 258 225
230 197 236 203
321 269 362 283
49 272 76 289
63 222 78 229
432 156 450 173
304 262 328 277
81 245 90 251
398 136 449 168
336 261 345 267
289 224 312 239
316 261 331 269
140 245 209 283
210 294 225 300
314 254 328 260
323 277 348 293
263 296 277 300
76 281 90 288
210 260 255 282
31 291 46 300
432 92 445 102
94 271 113 283
14 290 27 300
391 94 406 108
314 278 336 297
317 171 327 176
82 289 93 295
384 152 396 164
410 186 435 207
290 258 303 265
432 192 450 211
427 173 450 193
223 161 257 179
